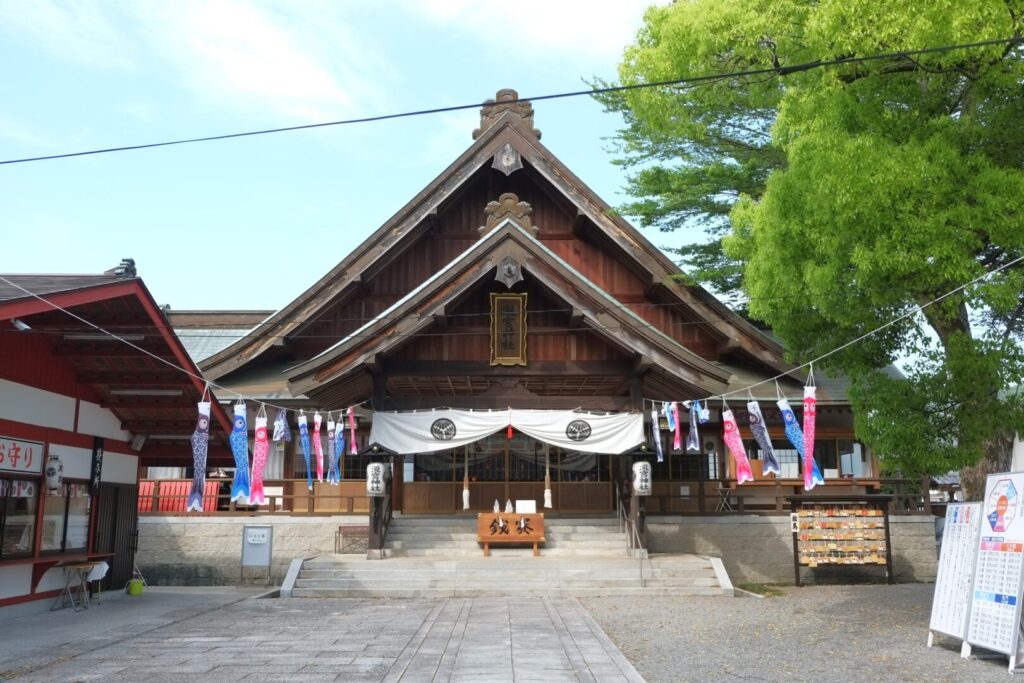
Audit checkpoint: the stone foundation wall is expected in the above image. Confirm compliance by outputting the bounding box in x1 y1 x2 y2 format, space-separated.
647 515 938 585
137 516 368 586
137 514 937 587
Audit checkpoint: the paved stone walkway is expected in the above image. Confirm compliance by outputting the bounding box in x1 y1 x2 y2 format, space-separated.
1 593 642 682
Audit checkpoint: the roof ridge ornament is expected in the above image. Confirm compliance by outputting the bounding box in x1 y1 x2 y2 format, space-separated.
479 193 539 237
492 143 523 176
473 88 541 140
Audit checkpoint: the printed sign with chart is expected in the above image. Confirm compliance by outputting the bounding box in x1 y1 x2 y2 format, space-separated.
966 473 1024 662
929 502 982 640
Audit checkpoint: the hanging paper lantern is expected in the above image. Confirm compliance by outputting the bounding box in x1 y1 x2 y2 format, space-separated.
250 413 270 505
229 402 251 504
507 424 514 439
298 413 313 491
632 461 652 496
45 454 64 494
746 400 781 476
722 409 754 484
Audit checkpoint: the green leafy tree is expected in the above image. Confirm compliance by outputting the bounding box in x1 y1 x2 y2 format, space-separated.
607 0 1024 496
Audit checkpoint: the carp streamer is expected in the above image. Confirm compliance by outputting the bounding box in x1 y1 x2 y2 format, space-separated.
298 413 313 491
186 401 211 512
722 408 754 484
229 402 251 503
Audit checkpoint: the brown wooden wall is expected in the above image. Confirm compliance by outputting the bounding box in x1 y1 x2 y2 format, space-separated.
388 277 628 363
289 165 719 361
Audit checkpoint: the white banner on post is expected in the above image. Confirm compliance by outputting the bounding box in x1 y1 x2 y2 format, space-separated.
965 472 1024 672
368 408 643 455
928 502 982 644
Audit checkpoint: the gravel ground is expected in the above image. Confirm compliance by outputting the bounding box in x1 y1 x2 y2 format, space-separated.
581 584 1009 683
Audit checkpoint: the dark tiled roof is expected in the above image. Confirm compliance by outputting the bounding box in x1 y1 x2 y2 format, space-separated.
0 274 131 303
175 327 253 363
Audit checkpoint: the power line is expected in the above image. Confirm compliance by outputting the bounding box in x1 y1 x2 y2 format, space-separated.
3 255 1021 416
1 36 1018 166
644 254 1024 406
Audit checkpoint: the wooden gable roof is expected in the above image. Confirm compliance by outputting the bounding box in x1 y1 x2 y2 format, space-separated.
285 219 733 407
201 89 794 383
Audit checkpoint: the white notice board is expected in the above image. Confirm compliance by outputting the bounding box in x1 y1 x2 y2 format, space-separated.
966 472 1024 667
241 525 273 568
929 502 982 640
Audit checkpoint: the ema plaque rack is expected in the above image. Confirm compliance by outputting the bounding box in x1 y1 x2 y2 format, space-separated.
787 495 894 587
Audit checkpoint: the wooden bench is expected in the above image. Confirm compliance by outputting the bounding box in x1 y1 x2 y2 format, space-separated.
476 513 545 557
335 525 369 554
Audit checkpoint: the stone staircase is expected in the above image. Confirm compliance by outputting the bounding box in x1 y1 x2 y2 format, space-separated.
286 515 732 598
386 516 626 558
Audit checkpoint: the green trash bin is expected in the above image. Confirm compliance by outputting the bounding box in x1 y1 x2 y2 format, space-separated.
127 579 143 596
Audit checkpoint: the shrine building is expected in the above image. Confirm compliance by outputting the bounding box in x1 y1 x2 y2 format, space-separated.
173 89 878 516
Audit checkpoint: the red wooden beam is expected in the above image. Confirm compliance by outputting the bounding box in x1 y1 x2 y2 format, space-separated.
0 281 139 320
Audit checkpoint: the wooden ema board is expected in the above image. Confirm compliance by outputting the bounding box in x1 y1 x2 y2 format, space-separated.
929 502 982 644
788 496 894 586
477 512 545 557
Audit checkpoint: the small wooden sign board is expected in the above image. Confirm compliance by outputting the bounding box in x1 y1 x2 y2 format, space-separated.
477 512 545 557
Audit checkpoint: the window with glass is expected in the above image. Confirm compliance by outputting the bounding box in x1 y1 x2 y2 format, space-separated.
467 435 505 482
41 482 91 553
412 452 456 482
510 436 546 481
1 478 38 558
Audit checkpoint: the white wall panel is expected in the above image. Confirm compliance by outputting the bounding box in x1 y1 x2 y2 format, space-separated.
46 445 92 479
77 400 129 441
0 379 75 432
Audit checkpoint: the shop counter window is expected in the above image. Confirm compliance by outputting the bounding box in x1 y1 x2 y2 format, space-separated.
1 478 38 558
41 482 91 553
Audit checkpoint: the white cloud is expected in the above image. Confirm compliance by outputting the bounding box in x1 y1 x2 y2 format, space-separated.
0 0 386 123
128 0 382 122
0 0 136 70
404 0 653 64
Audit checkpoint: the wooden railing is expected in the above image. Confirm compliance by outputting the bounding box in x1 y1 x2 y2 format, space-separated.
137 479 371 516
644 476 936 516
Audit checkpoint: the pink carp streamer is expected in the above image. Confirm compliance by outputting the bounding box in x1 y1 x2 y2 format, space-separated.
250 414 270 505
672 402 682 451
802 385 823 490
313 412 324 483
348 407 358 455
722 409 754 484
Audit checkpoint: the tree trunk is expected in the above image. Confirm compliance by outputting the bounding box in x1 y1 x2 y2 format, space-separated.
960 431 1015 500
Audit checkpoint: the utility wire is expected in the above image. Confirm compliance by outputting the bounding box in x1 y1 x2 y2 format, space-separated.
1 36 1018 166
644 254 1024 406
3 255 1022 418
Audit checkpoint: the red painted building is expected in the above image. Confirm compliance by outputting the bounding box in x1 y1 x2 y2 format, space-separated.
0 264 229 611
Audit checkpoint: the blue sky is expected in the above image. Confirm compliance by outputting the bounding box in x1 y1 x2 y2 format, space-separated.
0 0 692 311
